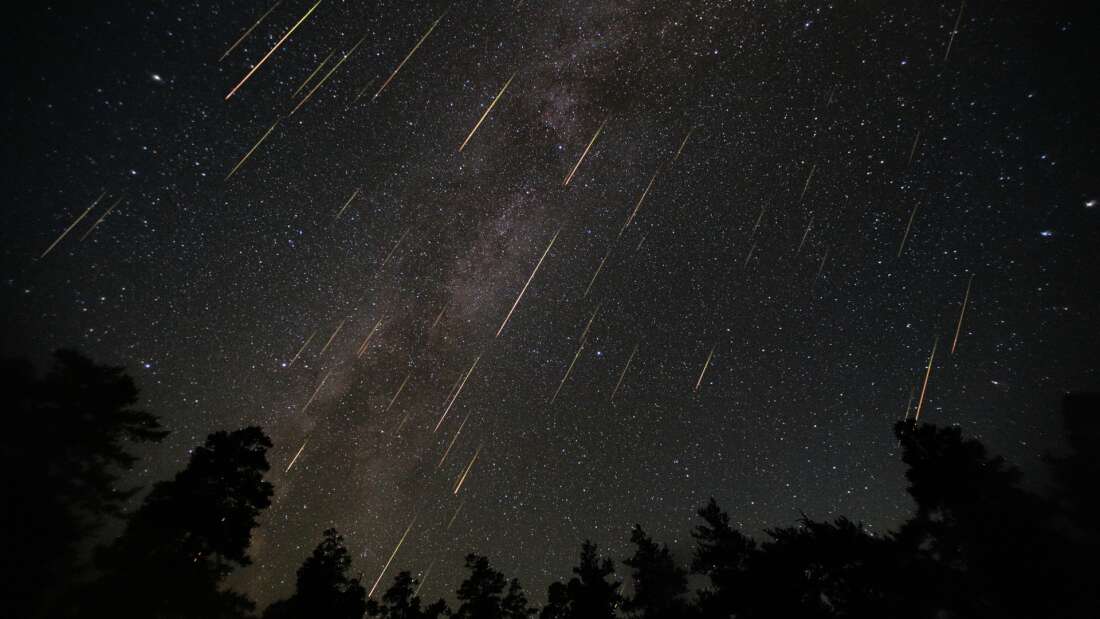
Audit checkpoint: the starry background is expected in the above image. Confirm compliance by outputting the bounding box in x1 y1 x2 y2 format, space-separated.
3 0 1099 607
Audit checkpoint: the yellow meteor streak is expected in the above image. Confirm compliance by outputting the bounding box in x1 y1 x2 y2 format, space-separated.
288 330 316 367
496 228 560 337
381 227 411 267
226 120 279 180
369 517 417 599
951 274 974 354
672 126 695 163
285 437 308 473
610 343 638 402
385 373 411 414
220 0 284 62
897 204 919 257
301 369 333 414
373 11 447 101
319 318 346 356
799 163 817 203
357 318 384 358
292 49 335 97
447 498 465 530
902 385 916 421
551 342 586 406
40 192 104 258
434 355 481 432
334 188 361 222
452 446 481 495
914 338 938 421
437 410 471 469
620 168 660 235
694 344 716 393
291 33 367 115
226 0 323 100
583 249 609 298
563 116 609 186
552 306 600 405
79 195 124 241
458 72 516 152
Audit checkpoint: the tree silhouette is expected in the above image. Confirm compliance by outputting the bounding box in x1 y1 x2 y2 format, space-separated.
893 419 1068 619
690 498 756 618
622 525 689 619
265 528 368 619
1 350 167 619
365 570 448 619
89 426 274 618
454 554 534 619
539 540 621 619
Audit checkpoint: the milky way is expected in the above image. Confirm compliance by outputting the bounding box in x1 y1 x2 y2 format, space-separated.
4 0 1098 606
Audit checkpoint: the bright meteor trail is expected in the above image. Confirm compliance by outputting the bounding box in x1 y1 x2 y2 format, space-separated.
563 116 609 186
373 11 447 101
219 0 284 62
225 0 323 101
368 517 417 599
40 192 104 259
458 72 516 152
496 228 560 338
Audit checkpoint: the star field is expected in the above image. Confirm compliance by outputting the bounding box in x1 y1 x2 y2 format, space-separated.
3 0 1098 607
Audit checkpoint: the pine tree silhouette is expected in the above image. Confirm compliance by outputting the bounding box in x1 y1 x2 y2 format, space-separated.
454 554 534 619
539 540 621 619
89 427 274 618
265 528 368 619
365 570 448 619
622 525 689 619
1 350 167 619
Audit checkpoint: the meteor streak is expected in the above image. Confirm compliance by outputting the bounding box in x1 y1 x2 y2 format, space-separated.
694 345 716 393
435 355 481 432
914 338 938 421
551 342 586 405
897 204 919 257
373 11 447 101
944 0 966 62
319 318 346 356
369 517 417 599
620 168 660 235
414 562 435 596
40 192 104 258
357 318 383 358
583 250 610 298
610 343 638 402
752 205 766 235
796 215 814 255
226 120 279 180
225 0 323 100
799 163 817 202
292 49 335 97
907 130 921 166
458 72 515 152
447 498 465 530
437 411 471 469
563 116 609 186
380 227 411 267
744 242 757 267
220 0 284 62
384 373 411 414
288 330 316 367
578 304 601 346
452 446 481 495
951 274 974 354
672 126 695 163
291 33 367 115
334 188 361 221
79 195 124 241
496 228 560 337
430 304 446 329
301 369 332 414
285 437 308 473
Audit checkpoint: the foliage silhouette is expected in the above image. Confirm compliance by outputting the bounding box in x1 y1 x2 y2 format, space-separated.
265 528 368 619
454 553 535 619
365 570 448 619
539 540 621 619
622 525 690 619
89 426 274 619
1 350 167 618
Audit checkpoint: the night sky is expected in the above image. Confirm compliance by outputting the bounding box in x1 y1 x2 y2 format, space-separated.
4 0 1098 607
